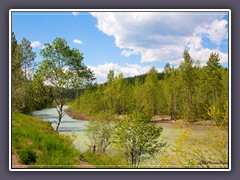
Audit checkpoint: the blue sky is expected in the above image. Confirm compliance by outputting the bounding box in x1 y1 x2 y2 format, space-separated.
12 11 229 83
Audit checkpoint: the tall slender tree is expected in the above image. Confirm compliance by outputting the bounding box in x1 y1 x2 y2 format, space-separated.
142 67 159 116
179 50 196 120
37 37 95 131
20 37 36 79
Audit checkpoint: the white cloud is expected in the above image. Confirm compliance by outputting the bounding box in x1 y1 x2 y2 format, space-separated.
121 49 139 57
195 19 228 45
31 41 41 48
91 12 228 64
72 12 80 16
88 62 154 83
189 48 228 65
73 39 83 45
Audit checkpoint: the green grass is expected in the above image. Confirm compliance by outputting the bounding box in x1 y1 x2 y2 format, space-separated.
12 113 82 168
82 150 129 168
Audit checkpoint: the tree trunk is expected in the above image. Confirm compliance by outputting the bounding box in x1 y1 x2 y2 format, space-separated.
55 104 64 132
55 122 60 132
174 89 177 120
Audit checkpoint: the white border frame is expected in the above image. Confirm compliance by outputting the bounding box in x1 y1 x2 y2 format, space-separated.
9 9 231 171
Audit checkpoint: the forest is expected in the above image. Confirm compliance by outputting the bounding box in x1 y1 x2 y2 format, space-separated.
72 51 228 126
11 33 229 168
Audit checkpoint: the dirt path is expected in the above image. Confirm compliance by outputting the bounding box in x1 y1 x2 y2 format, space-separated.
76 161 95 168
12 152 95 169
11 153 28 169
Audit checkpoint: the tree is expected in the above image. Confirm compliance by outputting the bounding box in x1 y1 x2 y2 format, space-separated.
202 53 228 124
179 50 197 120
204 52 222 104
142 67 159 116
113 110 166 167
37 37 95 131
12 33 39 113
11 32 23 86
163 63 181 120
85 112 114 153
77 84 106 115
107 70 115 83
12 32 24 111
104 71 130 115
20 37 36 79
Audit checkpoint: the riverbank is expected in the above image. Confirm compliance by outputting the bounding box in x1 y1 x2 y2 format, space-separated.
11 112 94 168
65 107 214 126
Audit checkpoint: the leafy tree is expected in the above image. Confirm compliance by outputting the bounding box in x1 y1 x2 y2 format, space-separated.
31 76 53 110
163 64 181 119
11 33 39 113
77 84 106 115
37 37 95 131
11 33 23 86
204 53 222 104
17 38 37 113
85 112 114 153
12 32 24 111
133 77 145 111
179 50 197 120
113 110 166 167
142 67 159 116
104 71 130 115
107 70 115 83
203 53 228 124
20 37 36 79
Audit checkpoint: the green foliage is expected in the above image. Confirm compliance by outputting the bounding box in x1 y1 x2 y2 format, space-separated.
141 67 159 116
38 37 95 90
107 69 115 83
82 150 127 168
172 127 228 168
71 50 228 124
19 149 37 165
163 64 181 119
11 33 53 113
36 37 95 131
113 110 166 167
206 100 228 126
179 50 197 120
85 112 114 153
20 37 36 79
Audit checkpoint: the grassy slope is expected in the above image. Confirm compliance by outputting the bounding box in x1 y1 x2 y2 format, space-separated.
11 113 88 168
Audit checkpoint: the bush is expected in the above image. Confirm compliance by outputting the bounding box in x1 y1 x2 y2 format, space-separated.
19 149 37 165
113 110 166 167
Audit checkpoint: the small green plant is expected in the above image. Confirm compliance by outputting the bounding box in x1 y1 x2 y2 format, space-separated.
19 149 37 165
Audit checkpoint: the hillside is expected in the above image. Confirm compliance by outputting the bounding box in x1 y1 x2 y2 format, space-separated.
11 113 93 168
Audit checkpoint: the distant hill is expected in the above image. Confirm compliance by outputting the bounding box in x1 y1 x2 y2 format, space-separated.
125 72 165 84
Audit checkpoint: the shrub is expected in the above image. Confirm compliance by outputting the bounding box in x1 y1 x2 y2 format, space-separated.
19 149 37 165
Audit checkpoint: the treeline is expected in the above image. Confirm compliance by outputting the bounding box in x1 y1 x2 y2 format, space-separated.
125 71 165 84
73 50 228 125
11 32 53 113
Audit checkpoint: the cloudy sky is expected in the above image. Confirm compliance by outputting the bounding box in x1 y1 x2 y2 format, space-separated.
12 10 229 83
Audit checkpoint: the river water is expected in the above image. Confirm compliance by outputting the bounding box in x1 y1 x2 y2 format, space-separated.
32 107 216 167
32 106 90 152
33 106 227 167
